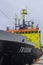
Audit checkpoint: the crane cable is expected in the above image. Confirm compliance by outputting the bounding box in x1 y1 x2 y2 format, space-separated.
0 8 14 22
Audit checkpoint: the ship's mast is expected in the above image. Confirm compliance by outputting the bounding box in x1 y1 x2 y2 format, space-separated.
14 8 35 30
15 14 18 30
21 9 27 28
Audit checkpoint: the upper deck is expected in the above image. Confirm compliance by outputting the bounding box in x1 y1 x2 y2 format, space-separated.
7 9 39 33
7 28 39 33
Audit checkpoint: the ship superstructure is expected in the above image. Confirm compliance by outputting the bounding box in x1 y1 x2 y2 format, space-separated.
7 9 41 49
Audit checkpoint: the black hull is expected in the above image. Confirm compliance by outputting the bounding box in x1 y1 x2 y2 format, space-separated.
0 30 42 65
0 40 42 65
0 40 34 65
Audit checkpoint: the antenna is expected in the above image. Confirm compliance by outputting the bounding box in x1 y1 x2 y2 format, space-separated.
15 14 18 30
21 8 27 28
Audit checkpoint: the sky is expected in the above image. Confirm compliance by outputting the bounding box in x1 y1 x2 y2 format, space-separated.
0 0 43 44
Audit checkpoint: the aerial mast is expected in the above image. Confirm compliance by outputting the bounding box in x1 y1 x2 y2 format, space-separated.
15 14 18 30
21 8 27 28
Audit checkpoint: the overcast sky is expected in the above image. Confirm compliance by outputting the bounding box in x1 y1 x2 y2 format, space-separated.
0 0 43 44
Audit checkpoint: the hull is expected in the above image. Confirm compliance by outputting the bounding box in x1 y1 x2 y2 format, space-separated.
0 30 42 65
0 40 34 65
0 40 42 65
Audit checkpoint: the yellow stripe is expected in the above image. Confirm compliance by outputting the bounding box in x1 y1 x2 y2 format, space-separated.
21 33 40 49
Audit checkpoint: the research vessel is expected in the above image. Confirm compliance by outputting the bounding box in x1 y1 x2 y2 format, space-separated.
0 9 42 65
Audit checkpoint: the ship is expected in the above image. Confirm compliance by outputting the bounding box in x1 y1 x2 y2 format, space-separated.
0 9 42 65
